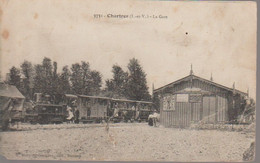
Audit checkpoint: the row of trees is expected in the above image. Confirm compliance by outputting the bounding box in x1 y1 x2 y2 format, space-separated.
7 57 151 101
7 57 102 100
104 58 151 100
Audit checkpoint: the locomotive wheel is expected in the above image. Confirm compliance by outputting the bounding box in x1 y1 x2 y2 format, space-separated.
1 120 9 131
54 121 62 124
38 118 48 125
30 121 37 125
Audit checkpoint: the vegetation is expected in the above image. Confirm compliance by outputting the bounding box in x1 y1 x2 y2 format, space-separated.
7 57 151 101
104 58 151 101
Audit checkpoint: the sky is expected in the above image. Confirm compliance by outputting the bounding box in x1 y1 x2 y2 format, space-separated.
0 0 257 99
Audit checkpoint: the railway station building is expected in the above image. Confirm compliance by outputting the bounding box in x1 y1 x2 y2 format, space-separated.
153 67 248 128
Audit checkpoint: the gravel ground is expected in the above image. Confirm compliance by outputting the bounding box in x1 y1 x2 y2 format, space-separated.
0 123 255 161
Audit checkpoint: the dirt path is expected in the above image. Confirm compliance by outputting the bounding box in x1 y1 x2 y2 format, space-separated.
0 123 255 161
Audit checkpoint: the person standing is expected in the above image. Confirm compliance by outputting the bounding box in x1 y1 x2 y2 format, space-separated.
87 106 91 118
66 105 74 123
74 108 80 124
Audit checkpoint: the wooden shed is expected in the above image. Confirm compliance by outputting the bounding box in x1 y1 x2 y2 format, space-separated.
153 68 248 128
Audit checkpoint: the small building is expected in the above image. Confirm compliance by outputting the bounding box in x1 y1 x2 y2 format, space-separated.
153 67 248 128
0 82 25 121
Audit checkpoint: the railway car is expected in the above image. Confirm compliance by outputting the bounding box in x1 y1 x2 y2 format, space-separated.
62 94 78 107
110 99 137 123
136 101 154 122
77 95 110 123
110 99 154 123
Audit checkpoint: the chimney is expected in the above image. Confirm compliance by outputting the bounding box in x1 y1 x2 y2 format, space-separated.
210 73 213 81
5 73 10 82
190 64 193 75
233 82 236 94
152 83 155 98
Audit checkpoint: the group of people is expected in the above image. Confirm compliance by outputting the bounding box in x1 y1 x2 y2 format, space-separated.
112 103 141 121
65 101 159 125
148 111 160 127
66 100 80 124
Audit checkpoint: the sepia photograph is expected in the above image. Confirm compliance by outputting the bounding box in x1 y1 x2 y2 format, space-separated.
0 0 257 162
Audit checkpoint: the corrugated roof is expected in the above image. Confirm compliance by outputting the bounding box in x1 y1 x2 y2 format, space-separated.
64 94 78 98
0 83 25 99
154 74 248 96
77 95 111 100
77 94 153 104
111 98 137 103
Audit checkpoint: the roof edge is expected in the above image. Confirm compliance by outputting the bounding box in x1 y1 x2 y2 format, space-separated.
154 74 248 96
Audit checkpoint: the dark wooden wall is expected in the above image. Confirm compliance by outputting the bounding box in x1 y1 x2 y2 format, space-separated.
158 79 230 127
78 98 108 118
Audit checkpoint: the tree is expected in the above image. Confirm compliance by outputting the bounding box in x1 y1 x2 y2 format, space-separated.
70 61 102 95
70 62 84 94
112 65 128 95
34 57 54 95
58 65 71 94
42 57 53 94
81 61 91 95
105 65 128 98
20 60 34 99
34 64 44 93
126 58 151 101
89 70 102 95
51 61 59 94
105 79 114 92
8 66 21 89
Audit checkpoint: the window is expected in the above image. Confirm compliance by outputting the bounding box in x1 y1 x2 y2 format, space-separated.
176 94 189 102
163 95 175 110
189 94 201 103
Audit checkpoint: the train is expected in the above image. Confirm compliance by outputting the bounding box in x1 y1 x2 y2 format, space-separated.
24 103 67 124
23 93 154 124
77 95 154 123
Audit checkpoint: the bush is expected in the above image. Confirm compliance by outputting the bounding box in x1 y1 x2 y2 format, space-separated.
243 142 255 161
